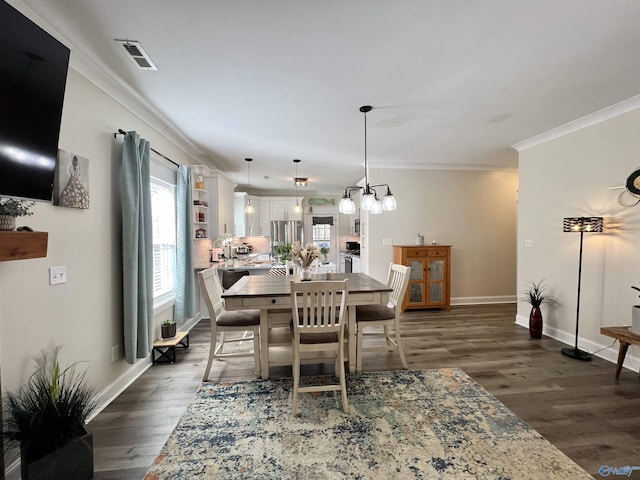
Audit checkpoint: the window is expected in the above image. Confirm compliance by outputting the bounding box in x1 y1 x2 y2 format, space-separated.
150 176 176 307
312 216 333 251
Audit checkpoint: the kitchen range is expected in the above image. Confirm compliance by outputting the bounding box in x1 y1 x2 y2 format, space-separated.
342 241 360 273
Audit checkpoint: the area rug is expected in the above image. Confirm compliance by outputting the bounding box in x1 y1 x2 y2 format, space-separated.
145 369 591 479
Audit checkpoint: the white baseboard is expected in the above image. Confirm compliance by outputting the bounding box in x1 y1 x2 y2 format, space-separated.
89 313 203 421
5 313 204 480
515 314 639 372
452 295 516 305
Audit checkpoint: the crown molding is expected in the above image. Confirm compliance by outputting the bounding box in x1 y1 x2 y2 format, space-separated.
371 162 517 172
512 94 640 152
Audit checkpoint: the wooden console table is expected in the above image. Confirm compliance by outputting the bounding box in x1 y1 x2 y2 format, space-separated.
600 326 640 379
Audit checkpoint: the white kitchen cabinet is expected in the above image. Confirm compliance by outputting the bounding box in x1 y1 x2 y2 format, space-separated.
259 198 271 237
234 193 260 237
351 256 361 273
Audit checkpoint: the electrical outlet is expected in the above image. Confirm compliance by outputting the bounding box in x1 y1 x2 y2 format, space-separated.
382 238 393 245
49 266 67 285
524 239 533 248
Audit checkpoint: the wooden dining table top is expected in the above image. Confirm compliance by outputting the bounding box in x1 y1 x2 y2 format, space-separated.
222 272 391 299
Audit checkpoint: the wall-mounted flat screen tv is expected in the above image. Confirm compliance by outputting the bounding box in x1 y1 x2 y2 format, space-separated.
0 1 70 202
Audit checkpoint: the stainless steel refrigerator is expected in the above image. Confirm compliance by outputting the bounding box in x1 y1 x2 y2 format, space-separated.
270 220 304 251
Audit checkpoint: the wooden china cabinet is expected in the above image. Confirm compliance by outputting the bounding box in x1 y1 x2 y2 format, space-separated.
393 245 451 312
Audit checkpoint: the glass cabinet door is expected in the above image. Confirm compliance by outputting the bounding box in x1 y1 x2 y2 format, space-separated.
409 260 423 281
427 258 446 305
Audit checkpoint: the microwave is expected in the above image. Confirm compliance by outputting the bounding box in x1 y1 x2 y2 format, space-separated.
354 218 360 235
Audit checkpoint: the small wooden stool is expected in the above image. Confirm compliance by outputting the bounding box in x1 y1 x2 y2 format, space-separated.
600 326 640 379
152 331 190 365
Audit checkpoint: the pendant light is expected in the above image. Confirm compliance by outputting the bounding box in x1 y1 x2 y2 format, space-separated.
338 105 397 214
244 158 255 214
292 159 303 214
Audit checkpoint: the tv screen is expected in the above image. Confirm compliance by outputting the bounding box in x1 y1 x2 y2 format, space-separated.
0 1 70 202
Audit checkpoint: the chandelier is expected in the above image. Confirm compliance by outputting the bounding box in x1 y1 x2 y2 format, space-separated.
292 159 303 214
244 158 255 214
338 105 396 215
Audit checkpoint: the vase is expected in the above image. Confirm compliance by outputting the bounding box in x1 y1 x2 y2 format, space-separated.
0 215 16 231
529 306 543 339
299 267 312 281
632 306 640 336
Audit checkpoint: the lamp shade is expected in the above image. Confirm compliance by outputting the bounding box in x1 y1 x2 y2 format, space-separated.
563 217 603 233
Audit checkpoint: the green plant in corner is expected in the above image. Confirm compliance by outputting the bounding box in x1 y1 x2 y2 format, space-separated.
3 345 96 470
0 197 35 217
519 280 559 339
519 280 559 308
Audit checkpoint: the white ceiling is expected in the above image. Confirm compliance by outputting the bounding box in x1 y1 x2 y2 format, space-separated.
18 0 640 196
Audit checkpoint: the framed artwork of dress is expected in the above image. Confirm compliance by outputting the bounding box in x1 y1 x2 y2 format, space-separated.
54 149 90 209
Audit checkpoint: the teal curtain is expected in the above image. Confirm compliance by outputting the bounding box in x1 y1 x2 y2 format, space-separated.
175 166 196 322
121 132 153 364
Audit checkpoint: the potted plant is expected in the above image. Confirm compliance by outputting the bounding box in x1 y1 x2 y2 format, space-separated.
320 246 330 264
631 284 640 335
519 280 559 339
3 345 96 480
274 244 292 264
0 197 35 231
161 320 177 339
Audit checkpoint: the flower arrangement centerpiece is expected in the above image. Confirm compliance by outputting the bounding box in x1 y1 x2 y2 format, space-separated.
291 242 320 280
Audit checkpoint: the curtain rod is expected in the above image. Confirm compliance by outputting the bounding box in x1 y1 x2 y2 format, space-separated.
113 128 180 168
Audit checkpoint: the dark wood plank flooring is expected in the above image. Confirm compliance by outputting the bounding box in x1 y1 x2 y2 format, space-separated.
90 304 640 479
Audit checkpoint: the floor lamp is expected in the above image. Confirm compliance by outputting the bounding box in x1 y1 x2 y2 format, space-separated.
562 216 604 361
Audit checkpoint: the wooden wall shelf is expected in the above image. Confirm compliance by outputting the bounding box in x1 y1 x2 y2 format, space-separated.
0 231 48 261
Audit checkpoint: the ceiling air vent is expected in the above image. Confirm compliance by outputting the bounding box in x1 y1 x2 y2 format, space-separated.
114 39 158 71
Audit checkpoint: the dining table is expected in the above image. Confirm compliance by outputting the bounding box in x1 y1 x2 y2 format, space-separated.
221 272 392 379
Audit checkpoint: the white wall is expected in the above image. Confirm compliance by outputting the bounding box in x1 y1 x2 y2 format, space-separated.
517 104 640 369
366 168 519 303
0 68 199 402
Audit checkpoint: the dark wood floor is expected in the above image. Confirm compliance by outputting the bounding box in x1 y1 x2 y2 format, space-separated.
90 304 640 479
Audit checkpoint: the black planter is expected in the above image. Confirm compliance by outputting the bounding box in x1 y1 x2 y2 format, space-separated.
21 426 93 480
161 322 177 339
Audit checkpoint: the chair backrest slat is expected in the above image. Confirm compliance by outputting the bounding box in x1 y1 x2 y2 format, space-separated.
291 280 348 333
198 268 225 318
387 263 411 308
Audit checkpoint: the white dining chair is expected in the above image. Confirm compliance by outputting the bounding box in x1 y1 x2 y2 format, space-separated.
198 268 260 380
290 279 349 415
355 263 411 371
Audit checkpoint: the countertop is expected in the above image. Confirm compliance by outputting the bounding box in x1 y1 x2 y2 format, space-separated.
195 260 338 271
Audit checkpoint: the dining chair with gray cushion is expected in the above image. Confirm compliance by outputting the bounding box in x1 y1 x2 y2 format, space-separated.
290 279 349 415
198 268 260 381
355 263 411 371
221 269 250 290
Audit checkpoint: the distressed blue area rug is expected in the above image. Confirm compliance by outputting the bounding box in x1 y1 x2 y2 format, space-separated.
145 369 590 479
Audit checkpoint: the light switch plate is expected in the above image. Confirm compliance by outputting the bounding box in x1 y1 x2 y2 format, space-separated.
49 266 67 285
524 239 533 248
382 238 393 245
